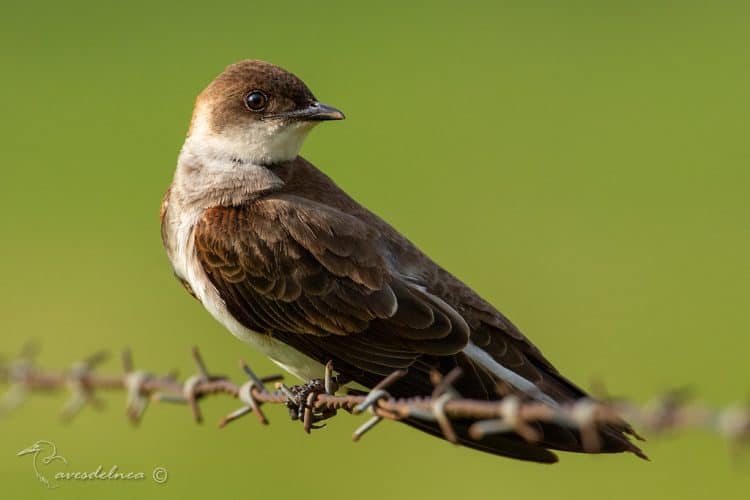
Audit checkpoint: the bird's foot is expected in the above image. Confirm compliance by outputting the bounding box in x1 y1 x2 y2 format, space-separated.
284 379 329 420
281 366 339 431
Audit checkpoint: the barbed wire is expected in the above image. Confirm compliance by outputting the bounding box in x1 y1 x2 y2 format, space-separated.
1 343 749 455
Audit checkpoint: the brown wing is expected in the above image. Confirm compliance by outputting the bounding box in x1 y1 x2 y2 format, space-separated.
193 194 643 461
193 194 470 378
192 193 582 400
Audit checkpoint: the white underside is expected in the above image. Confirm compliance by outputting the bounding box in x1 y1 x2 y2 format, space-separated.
172 208 325 382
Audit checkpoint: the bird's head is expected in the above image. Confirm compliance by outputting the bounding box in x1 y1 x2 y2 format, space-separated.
187 59 344 166
17 440 53 458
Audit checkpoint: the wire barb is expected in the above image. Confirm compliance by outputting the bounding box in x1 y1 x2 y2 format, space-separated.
219 360 281 428
151 347 228 424
60 351 108 422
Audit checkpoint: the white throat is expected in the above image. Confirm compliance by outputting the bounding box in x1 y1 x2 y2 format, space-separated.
170 103 316 211
186 102 317 166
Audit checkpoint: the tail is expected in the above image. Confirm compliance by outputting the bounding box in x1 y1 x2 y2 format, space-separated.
391 352 647 462
403 415 646 463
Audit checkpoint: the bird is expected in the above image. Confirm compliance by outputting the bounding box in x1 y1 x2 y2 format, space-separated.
17 440 67 488
161 59 645 462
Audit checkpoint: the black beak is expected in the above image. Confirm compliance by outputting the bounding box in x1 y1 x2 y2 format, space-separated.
265 102 345 122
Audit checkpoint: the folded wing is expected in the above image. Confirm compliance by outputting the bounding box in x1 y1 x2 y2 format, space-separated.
193 194 643 461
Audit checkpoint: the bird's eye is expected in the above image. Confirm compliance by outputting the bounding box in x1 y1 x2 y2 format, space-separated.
244 91 268 111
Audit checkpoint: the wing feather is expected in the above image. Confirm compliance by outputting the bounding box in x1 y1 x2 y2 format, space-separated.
194 195 469 353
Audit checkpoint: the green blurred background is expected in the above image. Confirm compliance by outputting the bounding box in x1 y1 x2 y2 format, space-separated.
2 1 749 498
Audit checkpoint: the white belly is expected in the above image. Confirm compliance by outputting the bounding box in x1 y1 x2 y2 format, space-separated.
169 209 324 382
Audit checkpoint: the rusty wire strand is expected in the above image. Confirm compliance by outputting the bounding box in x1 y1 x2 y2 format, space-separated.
1 345 749 453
